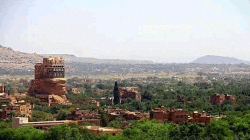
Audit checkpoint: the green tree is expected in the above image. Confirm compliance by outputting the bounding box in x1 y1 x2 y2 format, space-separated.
99 108 109 127
203 119 233 140
44 124 83 140
114 81 120 105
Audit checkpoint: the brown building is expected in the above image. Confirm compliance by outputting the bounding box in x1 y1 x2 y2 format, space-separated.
28 57 68 105
84 126 123 135
0 97 10 105
150 108 214 124
209 94 236 104
150 108 189 124
0 101 32 120
78 98 100 107
177 96 193 105
11 101 32 117
225 94 236 102
190 111 213 124
108 108 149 121
0 83 4 93
4 88 11 95
99 97 114 105
67 86 85 94
119 87 141 102
0 108 9 120
67 110 101 124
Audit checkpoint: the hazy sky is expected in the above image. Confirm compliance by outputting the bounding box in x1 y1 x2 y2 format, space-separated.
0 0 250 63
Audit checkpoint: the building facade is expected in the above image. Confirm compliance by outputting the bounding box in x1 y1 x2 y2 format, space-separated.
119 87 141 103
0 83 4 93
209 94 236 104
28 57 68 105
67 110 101 124
150 108 189 123
190 111 213 124
150 108 213 124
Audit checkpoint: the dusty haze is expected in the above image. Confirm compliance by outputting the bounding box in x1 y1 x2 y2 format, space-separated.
0 0 250 63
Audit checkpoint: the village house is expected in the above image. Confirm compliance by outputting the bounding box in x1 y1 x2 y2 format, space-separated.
150 107 214 124
189 111 213 124
108 108 149 121
67 109 101 124
99 97 114 105
0 97 10 105
11 101 32 117
0 83 4 93
209 94 236 104
67 86 85 94
0 101 32 120
0 108 10 120
177 95 193 105
150 108 189 123
80 98 100 107
119 87 141 103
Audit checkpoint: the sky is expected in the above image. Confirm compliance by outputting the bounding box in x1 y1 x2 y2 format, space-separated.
0 0 250 63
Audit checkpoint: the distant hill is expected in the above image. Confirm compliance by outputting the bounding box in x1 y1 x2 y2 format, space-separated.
191 55 250 65
0 45 43 70
0 45 154 75
41 54 153 64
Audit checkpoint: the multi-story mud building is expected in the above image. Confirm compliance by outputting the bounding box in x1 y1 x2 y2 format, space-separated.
108 108 149 121
0 83 4 93
119 87 141 103
209 94 236 104
150 107 214 124
67 110 101 124
34 57 64 79
190 111 213 124
28 57 68 105
150 108 189 123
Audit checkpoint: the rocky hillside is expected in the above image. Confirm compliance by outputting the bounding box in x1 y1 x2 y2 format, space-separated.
191 55 250 65
0 45 154 75
0 45 43 70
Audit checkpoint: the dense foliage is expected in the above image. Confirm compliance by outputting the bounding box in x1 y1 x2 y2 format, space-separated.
1 113 250 140
2 74 250 139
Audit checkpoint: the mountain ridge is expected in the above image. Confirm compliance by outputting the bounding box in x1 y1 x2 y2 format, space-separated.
0 45 154 71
